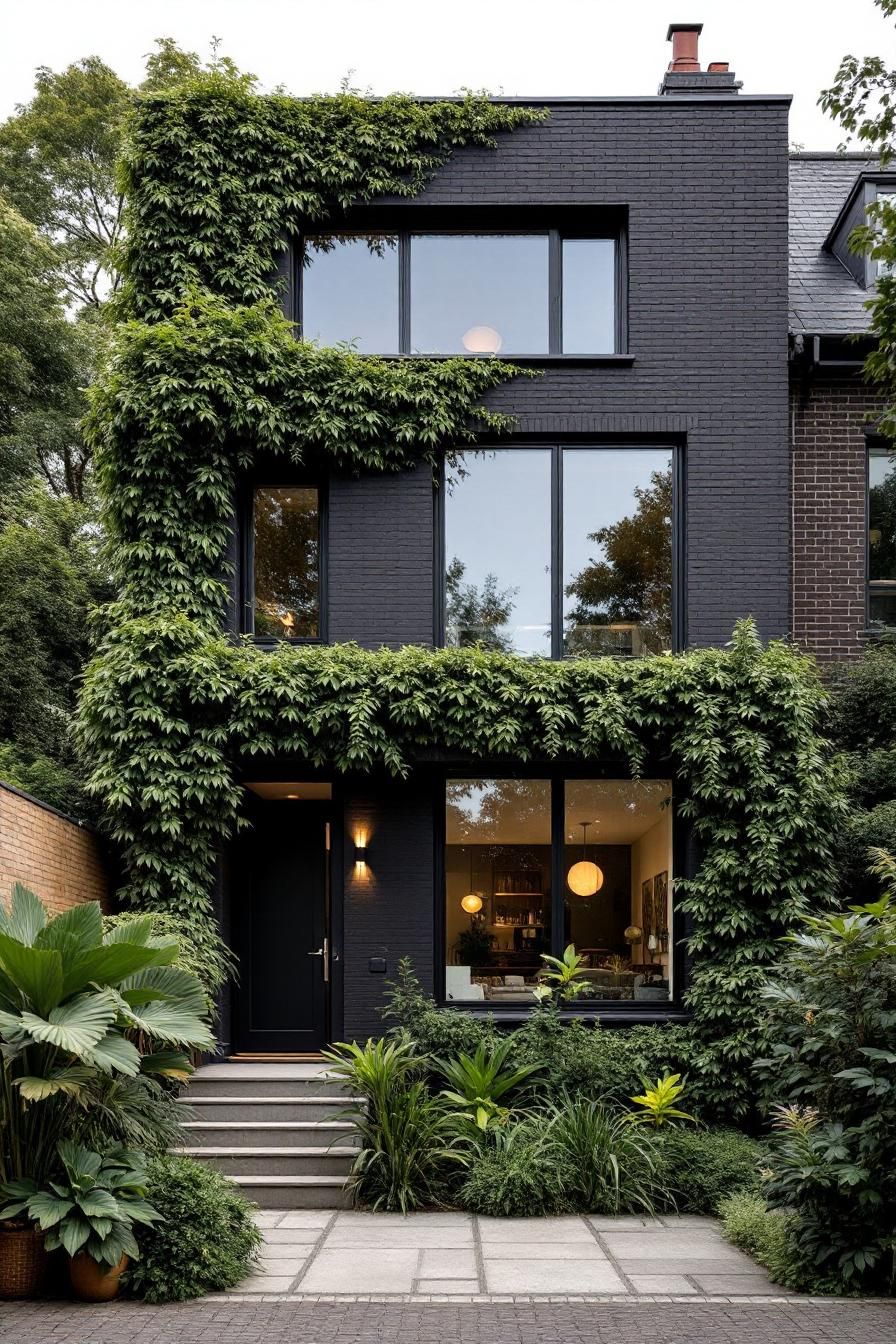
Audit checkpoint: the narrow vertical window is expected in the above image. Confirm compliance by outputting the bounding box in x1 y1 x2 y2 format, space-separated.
445 449 552 655
563 448 673 656
869 443 896 627
562 238 616 353
253 487 320 639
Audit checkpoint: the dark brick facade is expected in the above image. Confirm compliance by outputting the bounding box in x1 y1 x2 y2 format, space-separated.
791 370 883 662
225 94 796 1044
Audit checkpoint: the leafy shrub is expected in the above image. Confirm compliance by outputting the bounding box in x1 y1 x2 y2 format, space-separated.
436 1038 542 1130
458 1123 574 1217
324 1036 469 1211
837 803 896 901
103 908 232 1016
656 1127 762 1213
542 1094 663 1214
756 872 896 1292
127 1155 261 1301
719 1192 830 1293
383 958 498 1059
0 886 213 1186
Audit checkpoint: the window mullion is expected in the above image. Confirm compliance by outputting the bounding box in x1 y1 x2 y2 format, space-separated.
552 446 563 659
550 777 565 961
548 231 561 354
399 233 411 353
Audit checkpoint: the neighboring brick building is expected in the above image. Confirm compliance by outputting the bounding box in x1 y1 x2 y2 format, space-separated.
789 153 891 662
0 781 110 915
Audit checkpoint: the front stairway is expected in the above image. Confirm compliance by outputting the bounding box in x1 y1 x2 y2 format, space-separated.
175 1062 357 1208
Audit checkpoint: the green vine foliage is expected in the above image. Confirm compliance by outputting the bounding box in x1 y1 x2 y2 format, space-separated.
82 76 844 1113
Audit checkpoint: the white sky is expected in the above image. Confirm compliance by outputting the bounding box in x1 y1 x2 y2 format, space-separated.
1 0 894 148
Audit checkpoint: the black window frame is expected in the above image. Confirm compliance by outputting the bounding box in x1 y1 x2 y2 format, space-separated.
241 480 328 645
295 224 628 358
435 440 684 658
868 439 896 631
435 768 688 1018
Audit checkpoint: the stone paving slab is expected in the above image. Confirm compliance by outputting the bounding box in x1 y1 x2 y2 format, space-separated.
222 1209 794 1301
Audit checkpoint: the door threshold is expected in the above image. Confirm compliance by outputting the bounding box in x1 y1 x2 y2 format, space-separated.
227 1053 326 1062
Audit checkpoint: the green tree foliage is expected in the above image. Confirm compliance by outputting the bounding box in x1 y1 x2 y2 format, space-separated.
0 487 109 813
821 0 896 442
828 642 896 900
565 465 673 654
444 558 517 651
756 864 896 1292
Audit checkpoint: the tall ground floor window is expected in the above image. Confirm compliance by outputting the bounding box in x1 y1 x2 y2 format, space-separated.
444 777 673 1006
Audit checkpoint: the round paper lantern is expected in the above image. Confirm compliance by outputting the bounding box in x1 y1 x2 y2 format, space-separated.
566 860 604 897
462 325 502 354
461 893 483 914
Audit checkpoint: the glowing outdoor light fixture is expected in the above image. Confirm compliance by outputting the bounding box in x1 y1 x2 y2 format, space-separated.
566 821 604 897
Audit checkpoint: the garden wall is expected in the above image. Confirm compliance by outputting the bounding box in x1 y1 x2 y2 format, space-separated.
0 779 111 914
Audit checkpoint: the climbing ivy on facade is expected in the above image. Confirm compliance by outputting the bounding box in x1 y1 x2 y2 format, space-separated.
81 73 843 1115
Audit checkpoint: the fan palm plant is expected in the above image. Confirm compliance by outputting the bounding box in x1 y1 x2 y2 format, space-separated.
0 885 214 1185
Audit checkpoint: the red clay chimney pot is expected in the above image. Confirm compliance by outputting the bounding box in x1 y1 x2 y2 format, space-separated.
666 21 703 73
707 61 729 73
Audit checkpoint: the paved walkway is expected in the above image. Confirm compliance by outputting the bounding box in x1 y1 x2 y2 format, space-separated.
227 1210 788 1301
4 1299 895 1343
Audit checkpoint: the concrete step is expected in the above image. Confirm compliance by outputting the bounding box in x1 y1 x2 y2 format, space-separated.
175 1146 357 1178
230 1175 351 1210
186 1064 348 1099
179 1095 358 1123
181 1120 358 1149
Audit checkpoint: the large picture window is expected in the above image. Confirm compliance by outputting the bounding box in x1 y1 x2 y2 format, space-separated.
299 231 620 355
869 443 896 628
251 486 321 639
444 446 675 657
445 777 673 1005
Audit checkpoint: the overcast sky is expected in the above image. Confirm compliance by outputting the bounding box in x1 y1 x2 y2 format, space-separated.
2 0 894 147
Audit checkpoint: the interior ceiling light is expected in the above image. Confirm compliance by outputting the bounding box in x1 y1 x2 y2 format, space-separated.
461 325 502 354
461 893 483 914
567 821 604 897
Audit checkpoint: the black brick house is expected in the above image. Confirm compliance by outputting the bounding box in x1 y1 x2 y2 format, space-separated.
210 25 801 1055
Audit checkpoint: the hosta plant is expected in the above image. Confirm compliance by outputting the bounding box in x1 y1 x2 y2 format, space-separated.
0 1141 161 1267
0 885 214 1185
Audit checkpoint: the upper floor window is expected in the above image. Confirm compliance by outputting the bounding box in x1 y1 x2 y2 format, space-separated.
869 444 896 629
251 486 321 640
444 446 675 658
300 231 619 356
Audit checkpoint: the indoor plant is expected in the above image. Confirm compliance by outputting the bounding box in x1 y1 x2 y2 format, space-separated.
0 1140 161 1301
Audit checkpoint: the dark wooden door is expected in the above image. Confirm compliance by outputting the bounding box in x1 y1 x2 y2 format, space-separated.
234 800 328 1053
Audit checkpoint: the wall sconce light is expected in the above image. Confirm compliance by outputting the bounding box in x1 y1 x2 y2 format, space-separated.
354 835 368 867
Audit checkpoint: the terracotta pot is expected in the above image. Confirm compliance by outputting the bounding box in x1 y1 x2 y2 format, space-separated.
0 1223 47 1299
68 1251 128 1302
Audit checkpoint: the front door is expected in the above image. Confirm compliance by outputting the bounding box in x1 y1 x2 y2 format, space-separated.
234 800 329 1053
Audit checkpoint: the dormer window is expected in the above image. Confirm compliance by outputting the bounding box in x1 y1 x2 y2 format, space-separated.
826 174 896 287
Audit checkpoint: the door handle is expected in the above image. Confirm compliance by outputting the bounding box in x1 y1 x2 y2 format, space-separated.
308 938 330 983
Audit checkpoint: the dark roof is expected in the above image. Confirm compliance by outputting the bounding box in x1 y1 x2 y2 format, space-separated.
789 153 877 335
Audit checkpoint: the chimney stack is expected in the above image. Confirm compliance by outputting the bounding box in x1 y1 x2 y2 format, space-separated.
660 22 742 95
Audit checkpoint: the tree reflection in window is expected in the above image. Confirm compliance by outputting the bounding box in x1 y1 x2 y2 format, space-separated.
564 462 673 657
445 558 517 651
253 487 319 639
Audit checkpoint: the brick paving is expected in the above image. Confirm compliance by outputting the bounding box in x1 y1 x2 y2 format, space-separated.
2 1299 895 1343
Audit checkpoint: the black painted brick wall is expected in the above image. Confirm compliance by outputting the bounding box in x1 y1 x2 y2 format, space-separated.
341 779 435 1038
320 97 791 649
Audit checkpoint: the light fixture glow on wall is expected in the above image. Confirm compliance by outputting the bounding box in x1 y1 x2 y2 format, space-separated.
567 821 604 897
354 833 368 867
461 892 483 915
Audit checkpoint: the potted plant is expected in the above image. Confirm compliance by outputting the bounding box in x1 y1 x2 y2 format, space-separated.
0 1141 162 1302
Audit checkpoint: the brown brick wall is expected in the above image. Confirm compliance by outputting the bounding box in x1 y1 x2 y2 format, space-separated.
791 370 884 661
0 782 111 915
